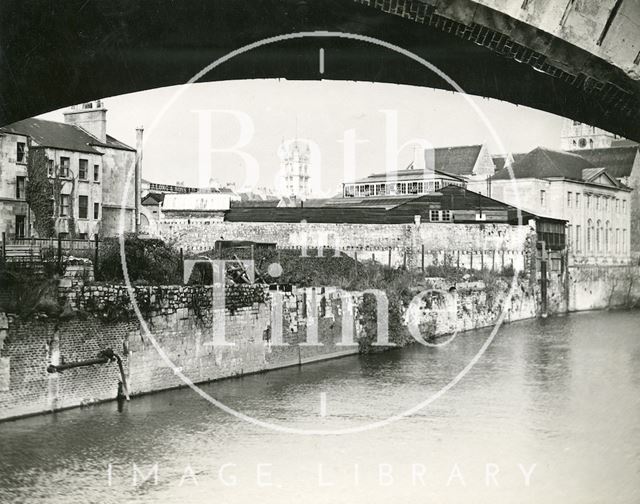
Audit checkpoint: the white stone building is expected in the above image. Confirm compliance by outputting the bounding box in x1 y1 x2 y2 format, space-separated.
489 147 632 263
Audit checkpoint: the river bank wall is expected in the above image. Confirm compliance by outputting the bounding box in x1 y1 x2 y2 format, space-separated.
0 271 540 421
2 260 639 421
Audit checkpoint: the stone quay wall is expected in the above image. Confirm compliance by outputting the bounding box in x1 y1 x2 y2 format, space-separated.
0 271 543 421
0 282 368 421
159 220 535 273
568 265 640 311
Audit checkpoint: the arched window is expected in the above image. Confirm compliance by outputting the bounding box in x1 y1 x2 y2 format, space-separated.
587 219 593 252
596 220 602 253
589 138 594 148
605 221 610 252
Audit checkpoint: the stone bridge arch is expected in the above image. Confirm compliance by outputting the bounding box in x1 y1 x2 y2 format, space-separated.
1 0 639 141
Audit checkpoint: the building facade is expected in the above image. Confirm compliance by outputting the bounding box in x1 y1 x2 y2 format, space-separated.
490 147 632 263
0 101 136 239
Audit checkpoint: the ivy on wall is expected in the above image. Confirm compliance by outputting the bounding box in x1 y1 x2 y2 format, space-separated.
25 147 56 238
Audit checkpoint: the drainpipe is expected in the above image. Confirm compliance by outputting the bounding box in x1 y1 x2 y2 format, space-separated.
47 348 130 400
135 126 144 234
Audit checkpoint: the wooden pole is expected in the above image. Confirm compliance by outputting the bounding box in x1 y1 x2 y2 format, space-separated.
57 235 62 271
179 248 184 281
94 234 99 270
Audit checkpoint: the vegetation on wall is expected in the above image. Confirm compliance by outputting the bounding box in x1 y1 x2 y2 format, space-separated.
25 147 56 238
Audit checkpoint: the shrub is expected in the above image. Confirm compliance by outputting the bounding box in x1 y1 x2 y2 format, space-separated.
96 234 182 284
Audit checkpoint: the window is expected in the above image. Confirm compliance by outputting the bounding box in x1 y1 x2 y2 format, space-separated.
78 196 88 219
616 198 619 213
60 194 70 216
605 221 610 252
596 220 602 253
575 225 581 252
93 202 100 219
47 158 54 176
15 216 26 238
576 193 580 208
587 219 593 252
573 120 581 126
78 233 88 240
429 210 440 222
60 157 70 177
567 192 572 208
616 229 620 253
579 138 587 148
16 176 26 199
16 142 26 163
589 139 593 148
623 200 627 213
596 196 600 210
586 194 591 208
93 164 100 182
540 190 546 206
568 225 572 248
441 210 452 222
79 159 88 180
623 229 627 251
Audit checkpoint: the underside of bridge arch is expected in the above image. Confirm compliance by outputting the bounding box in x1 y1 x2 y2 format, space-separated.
1 0 639 141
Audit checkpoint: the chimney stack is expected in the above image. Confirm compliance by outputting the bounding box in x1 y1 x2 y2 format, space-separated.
135 126 144 234
64 101 107 142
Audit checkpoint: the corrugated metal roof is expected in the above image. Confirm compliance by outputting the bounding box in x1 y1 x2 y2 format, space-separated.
222 186 560 225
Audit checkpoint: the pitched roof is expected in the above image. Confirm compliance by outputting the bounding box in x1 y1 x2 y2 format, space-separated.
0 117 134 153
142 192 165 205
425 144 483 175
568 146 639 178
491 147 595 181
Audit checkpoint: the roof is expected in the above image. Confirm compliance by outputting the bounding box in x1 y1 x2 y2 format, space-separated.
0 117 134 153
346 144 483 185
349 167 465 185
568 146 639 178
223 186 563 225
427 144 482 175
142 192 165 205
492 147 595 182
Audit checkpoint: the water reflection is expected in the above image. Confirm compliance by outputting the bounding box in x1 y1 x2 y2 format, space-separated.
1 311 639 503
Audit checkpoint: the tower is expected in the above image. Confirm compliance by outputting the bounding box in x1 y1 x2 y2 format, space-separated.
279 140 311 200
560 118 617 151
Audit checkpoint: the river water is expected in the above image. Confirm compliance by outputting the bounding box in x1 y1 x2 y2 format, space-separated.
1 310 640 504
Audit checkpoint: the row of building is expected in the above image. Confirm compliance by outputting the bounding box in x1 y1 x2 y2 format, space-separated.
0 105 636 265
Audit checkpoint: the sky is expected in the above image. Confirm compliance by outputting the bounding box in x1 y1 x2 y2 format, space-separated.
39 79 565 197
